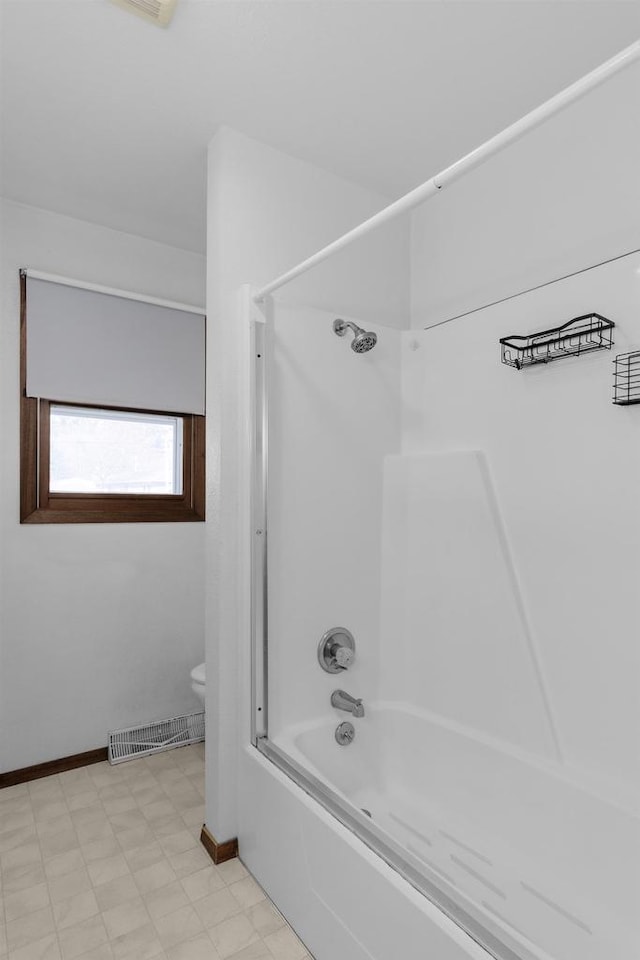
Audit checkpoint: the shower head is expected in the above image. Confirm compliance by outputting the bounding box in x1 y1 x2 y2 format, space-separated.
333 319 377 354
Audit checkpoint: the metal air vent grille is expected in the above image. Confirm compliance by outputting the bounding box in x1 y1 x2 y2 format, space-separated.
110 0 178 27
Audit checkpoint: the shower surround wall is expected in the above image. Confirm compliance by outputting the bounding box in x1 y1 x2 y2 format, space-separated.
0 199 206 772
401 250 640 803
267 303 402 742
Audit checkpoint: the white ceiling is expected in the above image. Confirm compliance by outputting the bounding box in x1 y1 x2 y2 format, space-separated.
2 1 639 254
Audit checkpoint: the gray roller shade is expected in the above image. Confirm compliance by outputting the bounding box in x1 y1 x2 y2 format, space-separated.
26 277 205 415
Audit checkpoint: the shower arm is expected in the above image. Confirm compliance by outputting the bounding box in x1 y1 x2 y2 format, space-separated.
253 38 640 304
333 319 361 337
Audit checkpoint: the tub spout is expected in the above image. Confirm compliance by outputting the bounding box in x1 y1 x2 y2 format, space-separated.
331 690 365 718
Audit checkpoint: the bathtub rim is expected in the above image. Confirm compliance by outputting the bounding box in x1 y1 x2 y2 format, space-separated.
256 735 551 960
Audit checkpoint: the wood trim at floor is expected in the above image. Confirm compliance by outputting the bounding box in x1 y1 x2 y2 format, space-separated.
0 747 108 789
201 824 239 864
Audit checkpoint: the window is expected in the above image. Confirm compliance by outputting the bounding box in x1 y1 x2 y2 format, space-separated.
20 272 205 523
49 406 184 495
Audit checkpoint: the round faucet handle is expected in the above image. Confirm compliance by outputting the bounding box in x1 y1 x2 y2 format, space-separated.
335 646 355 669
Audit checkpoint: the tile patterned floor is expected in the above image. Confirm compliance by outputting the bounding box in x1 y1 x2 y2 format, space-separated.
0 744 313 960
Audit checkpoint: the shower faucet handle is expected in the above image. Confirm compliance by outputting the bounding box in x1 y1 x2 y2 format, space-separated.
334 645 355 669
318 627 356 673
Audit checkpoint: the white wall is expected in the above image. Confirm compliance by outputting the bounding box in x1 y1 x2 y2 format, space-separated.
0 199 206 771
411 59 640 328
205 127 409 842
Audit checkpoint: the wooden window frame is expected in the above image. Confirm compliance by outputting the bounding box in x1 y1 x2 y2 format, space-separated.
20 273 205 524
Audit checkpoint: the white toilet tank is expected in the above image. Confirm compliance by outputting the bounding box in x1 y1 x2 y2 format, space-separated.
190 662 205 705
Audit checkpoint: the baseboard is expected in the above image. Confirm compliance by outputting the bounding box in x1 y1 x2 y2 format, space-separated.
201 823 239 864
0 747 108 789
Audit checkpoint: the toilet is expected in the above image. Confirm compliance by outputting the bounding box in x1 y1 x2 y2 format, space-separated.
190 662 205 706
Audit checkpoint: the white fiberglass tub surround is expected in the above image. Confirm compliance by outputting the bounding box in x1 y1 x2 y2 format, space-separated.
275 703 637 960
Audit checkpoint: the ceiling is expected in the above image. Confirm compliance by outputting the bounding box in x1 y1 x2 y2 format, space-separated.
2 1 639 254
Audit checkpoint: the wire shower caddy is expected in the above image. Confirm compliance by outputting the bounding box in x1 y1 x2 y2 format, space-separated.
500 313 614 369
612 351 640 405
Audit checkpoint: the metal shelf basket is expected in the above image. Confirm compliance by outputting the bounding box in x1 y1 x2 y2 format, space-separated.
613 351 640 405
500 313 614 370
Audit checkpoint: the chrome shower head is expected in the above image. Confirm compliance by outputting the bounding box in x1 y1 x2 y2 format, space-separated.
333 319 377 354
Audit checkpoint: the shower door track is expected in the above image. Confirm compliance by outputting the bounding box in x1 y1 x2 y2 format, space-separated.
249 315 530 960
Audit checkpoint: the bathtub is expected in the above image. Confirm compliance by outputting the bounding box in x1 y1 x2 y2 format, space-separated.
253 703 639 960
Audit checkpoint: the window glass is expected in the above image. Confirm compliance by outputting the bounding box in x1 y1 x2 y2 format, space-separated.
49 405 183 495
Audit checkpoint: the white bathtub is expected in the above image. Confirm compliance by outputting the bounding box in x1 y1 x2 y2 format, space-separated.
271 702 639 960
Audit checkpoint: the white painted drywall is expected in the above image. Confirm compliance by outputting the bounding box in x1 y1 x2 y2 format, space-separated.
402 250 640 800
0 199 206 772
411 58 640 327
205 127 409 842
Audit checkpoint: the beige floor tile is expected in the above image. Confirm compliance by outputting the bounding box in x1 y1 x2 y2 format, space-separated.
48 868 92 905
98 784 131 802
133 858 177 896
40 832 80 863
109 810 147 835
227 879 265 911
79 840 120 867
108 920 164 960
4 881 51 922
66 794 100 815
180 807 205 830
28 780 64 803
225 942 271 960
52 890 100 931
7 931 61 960
0 808 35 835
59 771 94 796
153 905 205 951
208 916 259 960
32 801 69 825
140 802 176 824
93 875 138 913
73 945 114 960
244 902 285 939
75 822 113 848
3 757 310 960
0 826 38 856
116 822 157 852
0 783 29 802
150 817 187 840
167 849 212 881
144 880 190 922
194 888 244 931
43 851 84 883
101 796 137 819
131 787 167 809
6 906 56 953
70 805 106 830
102 897 151 940
180 867 225 904
86 854 129 888
158 833 198 859
2 861 47 896
214 862 248 887
165 933 222 960
57 915 108 960
36 815 75 841
263 927 308 960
